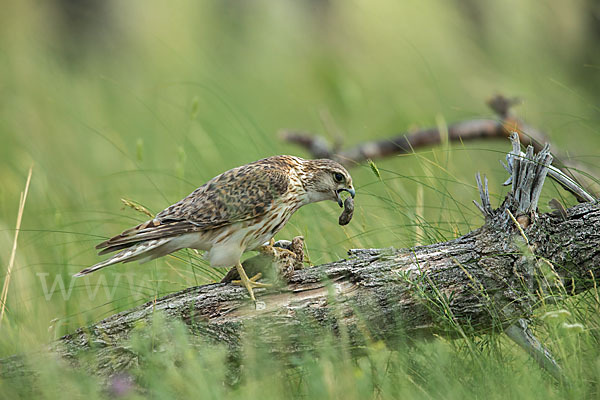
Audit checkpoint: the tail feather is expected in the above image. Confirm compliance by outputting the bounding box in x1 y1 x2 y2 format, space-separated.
95 219 195 252
74 237 173 277
97 243 137 256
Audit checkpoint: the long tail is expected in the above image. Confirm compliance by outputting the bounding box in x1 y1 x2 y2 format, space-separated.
74 237 173 277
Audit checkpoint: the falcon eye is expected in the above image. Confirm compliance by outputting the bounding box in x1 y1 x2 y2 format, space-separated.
333 172 345 183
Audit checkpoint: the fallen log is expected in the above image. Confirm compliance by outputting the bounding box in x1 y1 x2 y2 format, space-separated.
1 134 598 382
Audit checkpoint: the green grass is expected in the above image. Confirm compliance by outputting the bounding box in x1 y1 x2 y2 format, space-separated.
1 0 599 398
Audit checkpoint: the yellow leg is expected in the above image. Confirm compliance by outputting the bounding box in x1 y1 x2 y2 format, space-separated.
232 272 270 285
232 264 272 301
249 272 262 282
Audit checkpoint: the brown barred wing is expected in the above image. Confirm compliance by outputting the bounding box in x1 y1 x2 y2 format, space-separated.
156 158 291 229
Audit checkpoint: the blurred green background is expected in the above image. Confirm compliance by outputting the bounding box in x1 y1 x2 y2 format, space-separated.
1 0 599 398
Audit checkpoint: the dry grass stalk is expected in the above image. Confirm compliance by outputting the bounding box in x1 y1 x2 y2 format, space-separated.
120 198 154 218
415 184 424 246
0 166 33 328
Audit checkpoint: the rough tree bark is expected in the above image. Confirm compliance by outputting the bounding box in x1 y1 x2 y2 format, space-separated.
1 135 598 382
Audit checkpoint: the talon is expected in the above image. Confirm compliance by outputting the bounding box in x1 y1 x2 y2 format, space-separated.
249 272 263 282
279 248 296 257
232 273 270 286
231 279 271 289
232 265 272 301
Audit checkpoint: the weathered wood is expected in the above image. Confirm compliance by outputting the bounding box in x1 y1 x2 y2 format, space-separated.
1 136 599 380
505 319 563 382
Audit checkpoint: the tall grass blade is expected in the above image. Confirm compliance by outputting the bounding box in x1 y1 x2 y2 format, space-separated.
0 165 33 328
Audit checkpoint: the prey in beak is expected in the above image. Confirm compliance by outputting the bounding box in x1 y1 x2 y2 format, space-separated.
336 187 356 207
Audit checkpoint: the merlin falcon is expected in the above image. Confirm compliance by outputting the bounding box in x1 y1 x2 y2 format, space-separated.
75 155 355 301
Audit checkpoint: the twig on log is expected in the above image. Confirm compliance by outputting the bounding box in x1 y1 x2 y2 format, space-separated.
281 94 598 201
2 137 599 382
502 152 595 203
473 172 492 219
507 134 554 220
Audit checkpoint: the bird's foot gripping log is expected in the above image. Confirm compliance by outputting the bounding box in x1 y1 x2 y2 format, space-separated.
221 236 306 288
232 264 272 302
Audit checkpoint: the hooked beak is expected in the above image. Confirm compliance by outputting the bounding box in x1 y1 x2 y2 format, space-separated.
336 187 356 207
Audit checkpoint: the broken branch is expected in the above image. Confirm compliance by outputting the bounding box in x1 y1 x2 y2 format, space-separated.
281 95 598 201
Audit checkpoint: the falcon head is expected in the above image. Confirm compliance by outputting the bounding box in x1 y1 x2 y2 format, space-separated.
303 159 355 207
